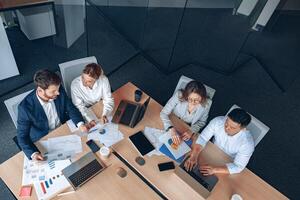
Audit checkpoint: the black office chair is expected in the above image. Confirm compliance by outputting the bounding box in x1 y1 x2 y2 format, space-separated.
12 136 21 151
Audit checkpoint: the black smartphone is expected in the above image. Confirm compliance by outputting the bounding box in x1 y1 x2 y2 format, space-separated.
158 161 175 171
86 140 100 153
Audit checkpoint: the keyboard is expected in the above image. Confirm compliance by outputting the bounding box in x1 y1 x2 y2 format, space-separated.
179 161 217 192
189 171 210 190
120 104 137 125
68 159 103 188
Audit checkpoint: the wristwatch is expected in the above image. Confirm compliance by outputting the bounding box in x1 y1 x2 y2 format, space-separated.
166 126 173 132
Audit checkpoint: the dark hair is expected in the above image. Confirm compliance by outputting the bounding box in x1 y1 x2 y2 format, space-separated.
180 80 208 105
83 63 102 79
228 108 251 127
34 69 61 90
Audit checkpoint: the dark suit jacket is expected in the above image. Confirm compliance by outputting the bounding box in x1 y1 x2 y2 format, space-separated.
17 87 84 159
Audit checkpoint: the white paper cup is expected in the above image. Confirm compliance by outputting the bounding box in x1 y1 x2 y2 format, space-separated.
99 146 110 158
231 194 243 200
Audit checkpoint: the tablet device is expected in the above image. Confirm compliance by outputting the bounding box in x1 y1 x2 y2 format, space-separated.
129 131 155 156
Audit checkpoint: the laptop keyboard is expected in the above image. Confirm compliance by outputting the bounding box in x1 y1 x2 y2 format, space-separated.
189 172 210 190
120 104 136 125
179 162 216 192
68 159 103 188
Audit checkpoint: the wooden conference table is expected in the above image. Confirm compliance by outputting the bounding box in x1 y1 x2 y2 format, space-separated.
91 82 288 200
0 82 288 200
0 89 161 199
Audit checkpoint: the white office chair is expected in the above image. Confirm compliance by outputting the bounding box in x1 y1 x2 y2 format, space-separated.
4 90 33 128
58 56 98 96
174 75 216 99
227 104 270 146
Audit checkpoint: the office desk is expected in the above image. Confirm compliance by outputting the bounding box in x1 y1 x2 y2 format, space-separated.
0 123 160 199
91 82 289 200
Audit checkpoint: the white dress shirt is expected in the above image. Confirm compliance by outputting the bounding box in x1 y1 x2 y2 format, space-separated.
36 94 61 130
33 93 61 159
160 91 212 133
71 75 114 122
196 116 255 174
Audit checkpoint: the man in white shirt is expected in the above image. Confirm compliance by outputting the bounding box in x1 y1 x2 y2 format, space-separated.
71 63 114 125
184 108 254 174
17 70 89 161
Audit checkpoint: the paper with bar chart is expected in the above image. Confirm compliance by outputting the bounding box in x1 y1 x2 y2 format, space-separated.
34 166 71 200
22 155 71 186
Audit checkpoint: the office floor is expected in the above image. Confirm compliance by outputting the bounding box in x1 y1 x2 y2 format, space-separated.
0 7 300 200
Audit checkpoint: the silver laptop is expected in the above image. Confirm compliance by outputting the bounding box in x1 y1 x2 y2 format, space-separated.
62 152 106 190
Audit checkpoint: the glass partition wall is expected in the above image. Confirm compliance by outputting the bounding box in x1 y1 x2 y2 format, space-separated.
85 0 289 92
0 1 88 96
0 0 290 95
86 0 252 74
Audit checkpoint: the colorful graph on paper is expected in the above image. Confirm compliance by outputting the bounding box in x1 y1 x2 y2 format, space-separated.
22 155 71 186
34 172 71 200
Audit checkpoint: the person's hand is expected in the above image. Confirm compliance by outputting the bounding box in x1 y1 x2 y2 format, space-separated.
170 128 181 145
86 120 96 130
200 165 215 176
32 153 44 161
89 120 97 128
79 124 88 133
182 130 193 141
100 115 108 124
184 153 198 171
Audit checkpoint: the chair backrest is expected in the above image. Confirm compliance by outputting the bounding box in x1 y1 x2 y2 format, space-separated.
58 56 98 96
174 75 216 99
227 104 270 146
4 90 33 128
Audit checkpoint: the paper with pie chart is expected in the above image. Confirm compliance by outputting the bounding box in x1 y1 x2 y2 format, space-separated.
159 132 191 159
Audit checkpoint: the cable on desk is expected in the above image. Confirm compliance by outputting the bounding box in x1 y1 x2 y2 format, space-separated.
112 151 168 200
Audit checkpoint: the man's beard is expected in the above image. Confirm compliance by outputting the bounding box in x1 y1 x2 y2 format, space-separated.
44 93 57 100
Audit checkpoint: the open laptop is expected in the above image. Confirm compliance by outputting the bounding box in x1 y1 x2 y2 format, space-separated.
62 152 106 190
174 156 218 198
112 97 150 128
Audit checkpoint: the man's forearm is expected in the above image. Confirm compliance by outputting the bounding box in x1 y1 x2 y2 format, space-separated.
213 166 230 174
191 144 203 158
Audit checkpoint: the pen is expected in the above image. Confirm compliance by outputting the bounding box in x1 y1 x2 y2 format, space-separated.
57 190 75 197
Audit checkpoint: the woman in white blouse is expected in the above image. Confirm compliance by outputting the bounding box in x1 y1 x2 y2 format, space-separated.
71 63 114 125
160 81 211 145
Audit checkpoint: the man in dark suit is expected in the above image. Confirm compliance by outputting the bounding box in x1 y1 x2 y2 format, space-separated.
17 69 90 161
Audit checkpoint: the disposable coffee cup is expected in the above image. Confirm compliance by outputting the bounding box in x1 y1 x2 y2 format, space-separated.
231 194 243 200
99 146 110 158
134 90 143 102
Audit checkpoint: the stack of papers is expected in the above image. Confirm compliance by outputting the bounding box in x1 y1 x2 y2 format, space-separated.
34 173 70 200
22 155 71 186
33 159 72 200
66 115 113 133
39 135 83 161
87 122 124 147
143 127 164 156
